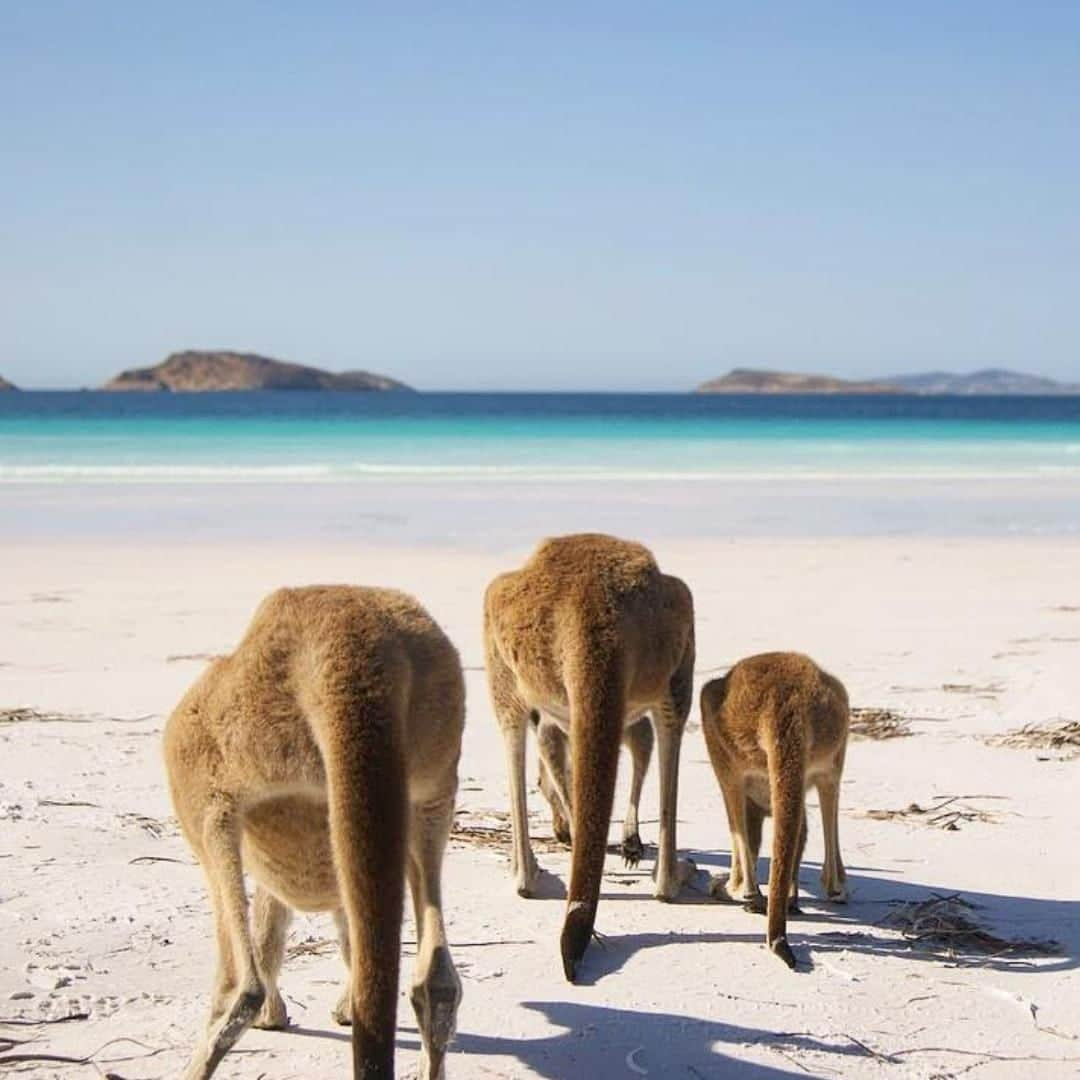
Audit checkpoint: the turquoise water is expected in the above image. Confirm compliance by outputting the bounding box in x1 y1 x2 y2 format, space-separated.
2 391 1080 482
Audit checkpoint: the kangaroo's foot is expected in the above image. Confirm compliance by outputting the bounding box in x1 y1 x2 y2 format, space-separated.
769 934 798 970
742 891 767 915
822 871 849 903
709 873 761 909
551 805 572 847
621 830 645 868
331 988 351 1026
252 989 288 1030
412 945 461 1080
512 850 542 898
654 857 695 902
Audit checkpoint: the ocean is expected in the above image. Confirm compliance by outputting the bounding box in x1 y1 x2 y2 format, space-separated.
3 392 1080 541
2 391 1080 484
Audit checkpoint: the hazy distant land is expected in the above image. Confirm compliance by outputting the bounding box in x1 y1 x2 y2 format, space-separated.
2 357 1078 394
697 367 1080 395
103 351 412 392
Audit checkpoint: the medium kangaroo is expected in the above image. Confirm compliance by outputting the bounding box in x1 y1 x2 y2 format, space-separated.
164 585 464 1080
700 652 849 969
484 533 696 982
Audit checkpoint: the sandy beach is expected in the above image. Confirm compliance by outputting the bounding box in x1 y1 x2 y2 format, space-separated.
6 2 1080 1074
2 524 1079 1079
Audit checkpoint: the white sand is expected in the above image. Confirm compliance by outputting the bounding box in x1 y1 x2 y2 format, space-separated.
2 535 1079 1078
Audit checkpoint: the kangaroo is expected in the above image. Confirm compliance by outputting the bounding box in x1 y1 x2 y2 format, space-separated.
484 533 696 982
533 713 655 866
700 652 849 969
164 585 464 1080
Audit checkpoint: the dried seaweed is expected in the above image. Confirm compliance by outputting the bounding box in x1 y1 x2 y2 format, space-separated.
881 893 1060 958
849 708 913 740
988 719 1080 757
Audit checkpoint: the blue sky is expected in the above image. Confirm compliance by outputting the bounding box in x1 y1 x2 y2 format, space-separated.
2 3 1078 390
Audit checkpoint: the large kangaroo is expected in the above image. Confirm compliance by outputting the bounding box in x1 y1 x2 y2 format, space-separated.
164 585 464 1079
700 652 849 969
484 533 696 982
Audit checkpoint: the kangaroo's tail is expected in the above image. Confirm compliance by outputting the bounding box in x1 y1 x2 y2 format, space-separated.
561 667 625 983
322 698 408 1079
764 710 806 971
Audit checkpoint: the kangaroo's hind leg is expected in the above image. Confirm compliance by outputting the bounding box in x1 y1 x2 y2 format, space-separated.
651 695 694 901
251 886 291 1030
330 909 353 1026
536 715 573 846
817 769 847 901
621 717 653 867
739 795 768 913
407 794 462 1080
183 805 267 1080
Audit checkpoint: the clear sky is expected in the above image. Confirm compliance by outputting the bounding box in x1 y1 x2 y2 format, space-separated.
2 3 1078 390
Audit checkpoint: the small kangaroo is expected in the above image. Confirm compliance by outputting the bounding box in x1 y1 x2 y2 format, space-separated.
484 533 696 982
164 585 464 1080
700 652 849 969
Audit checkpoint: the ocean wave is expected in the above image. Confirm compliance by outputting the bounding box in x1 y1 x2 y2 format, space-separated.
2 462 1080 483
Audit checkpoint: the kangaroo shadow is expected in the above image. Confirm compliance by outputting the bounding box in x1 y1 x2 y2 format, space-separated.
397 999 862 1079
587 846 1080 979
797 858 1080 973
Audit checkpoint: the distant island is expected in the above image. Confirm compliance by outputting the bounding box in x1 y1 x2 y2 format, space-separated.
697 369 899 394
0 374 17 391
696 367 1080 395
104 351 413 392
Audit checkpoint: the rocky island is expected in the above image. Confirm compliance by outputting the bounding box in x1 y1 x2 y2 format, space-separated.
0 374 17 391
104 351 412 392
696 368 899 394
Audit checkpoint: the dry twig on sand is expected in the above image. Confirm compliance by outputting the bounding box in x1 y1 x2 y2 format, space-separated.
0 708 76 725
988 719 1080 758
0 708 153 727
116 812 177 839
0 1017 172 1076
943 682 1004 698
451 810 566 854
858 794 1007 831
286 936 338 960
880 893 1060 959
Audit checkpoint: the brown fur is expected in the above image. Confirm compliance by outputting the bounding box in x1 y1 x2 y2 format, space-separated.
700 652 849 969
483 534 696 982
164 586 464 1080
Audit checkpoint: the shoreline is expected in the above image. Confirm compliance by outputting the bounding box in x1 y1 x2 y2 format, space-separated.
4 477 1080 546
